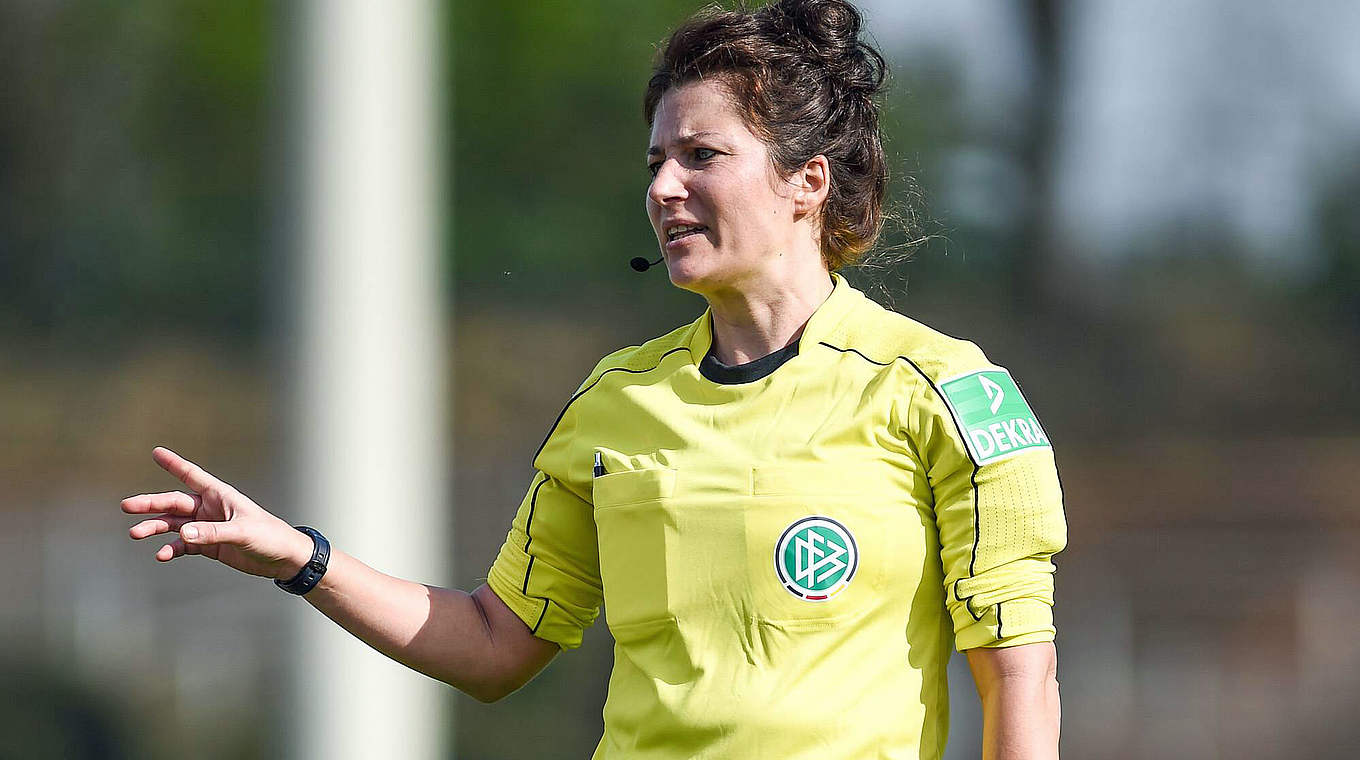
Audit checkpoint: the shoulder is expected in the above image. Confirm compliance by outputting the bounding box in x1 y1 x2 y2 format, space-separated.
574 319 697 392
825 291 1056 464
819 291 995 385
533 319 698 466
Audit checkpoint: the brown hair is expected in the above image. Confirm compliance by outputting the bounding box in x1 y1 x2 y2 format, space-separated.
644 0 889 271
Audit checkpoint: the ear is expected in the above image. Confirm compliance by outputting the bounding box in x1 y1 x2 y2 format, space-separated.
791 154 831 218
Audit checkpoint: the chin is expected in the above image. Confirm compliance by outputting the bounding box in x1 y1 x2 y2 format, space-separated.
658 243 744 296
662 256 715 294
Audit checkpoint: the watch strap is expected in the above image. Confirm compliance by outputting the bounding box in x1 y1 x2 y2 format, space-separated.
274 526 330 595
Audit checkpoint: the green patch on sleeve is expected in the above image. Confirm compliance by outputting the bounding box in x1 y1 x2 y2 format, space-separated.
938 369 1051 465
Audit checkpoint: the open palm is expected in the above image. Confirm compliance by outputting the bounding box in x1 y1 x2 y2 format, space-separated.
122 447 308 581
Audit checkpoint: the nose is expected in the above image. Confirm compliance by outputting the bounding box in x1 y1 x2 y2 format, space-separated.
647 158 687 207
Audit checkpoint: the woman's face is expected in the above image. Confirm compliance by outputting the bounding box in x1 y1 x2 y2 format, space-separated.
645 79 810 295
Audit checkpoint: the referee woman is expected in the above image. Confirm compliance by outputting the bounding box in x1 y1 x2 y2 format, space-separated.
122 1 1066 757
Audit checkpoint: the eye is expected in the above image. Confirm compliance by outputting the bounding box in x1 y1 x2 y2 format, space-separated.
647 160 663 177
694 147 717 161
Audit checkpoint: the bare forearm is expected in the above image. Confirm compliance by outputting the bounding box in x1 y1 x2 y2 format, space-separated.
978 672 1061 760
967 642 1061 760
299 549 517 701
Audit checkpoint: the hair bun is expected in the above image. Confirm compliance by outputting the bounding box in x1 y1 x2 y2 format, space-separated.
768 0 885 96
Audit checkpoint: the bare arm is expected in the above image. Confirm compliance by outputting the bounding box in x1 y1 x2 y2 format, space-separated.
965 641 1061 760
299 552 559 702
122 446 558 703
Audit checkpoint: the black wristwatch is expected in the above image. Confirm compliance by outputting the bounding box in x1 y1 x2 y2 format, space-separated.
274 526 330 595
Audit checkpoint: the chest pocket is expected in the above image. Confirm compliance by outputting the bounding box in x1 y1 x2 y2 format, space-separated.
592 467 684 633
593 463 762 640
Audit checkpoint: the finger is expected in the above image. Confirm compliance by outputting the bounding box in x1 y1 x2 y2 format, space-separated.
129 514 192 540
155 538 187 562
121 491 200 516
180 521 242 548
152 446 221 494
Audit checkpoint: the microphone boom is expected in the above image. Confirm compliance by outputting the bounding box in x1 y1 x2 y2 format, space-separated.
630 256 664 272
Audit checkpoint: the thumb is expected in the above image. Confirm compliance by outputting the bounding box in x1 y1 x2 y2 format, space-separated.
181 521 240 546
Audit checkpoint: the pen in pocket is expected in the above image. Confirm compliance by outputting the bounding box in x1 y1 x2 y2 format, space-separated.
593 451 606 478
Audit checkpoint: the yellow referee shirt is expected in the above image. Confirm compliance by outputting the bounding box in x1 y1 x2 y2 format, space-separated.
488 273 1067 759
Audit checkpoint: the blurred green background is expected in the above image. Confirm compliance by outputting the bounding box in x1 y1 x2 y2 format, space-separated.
2 0 1358 758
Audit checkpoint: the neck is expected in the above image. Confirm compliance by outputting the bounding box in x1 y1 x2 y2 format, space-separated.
706 269 835 366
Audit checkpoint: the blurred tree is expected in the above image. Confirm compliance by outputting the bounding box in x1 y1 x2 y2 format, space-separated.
0 0 270 350
1014 0 1064 315
1311 146 1360 334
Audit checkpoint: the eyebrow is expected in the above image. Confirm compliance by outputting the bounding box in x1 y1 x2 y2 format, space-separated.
647 131 723 157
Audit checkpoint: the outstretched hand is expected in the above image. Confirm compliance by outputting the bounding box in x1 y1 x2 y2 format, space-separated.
122 447 311 581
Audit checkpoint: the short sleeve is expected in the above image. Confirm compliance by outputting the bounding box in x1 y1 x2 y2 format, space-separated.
486 378 605 650
487 471 602 649
907 361 1068 651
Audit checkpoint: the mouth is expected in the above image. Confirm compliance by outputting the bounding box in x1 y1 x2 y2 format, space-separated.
664 223 708 243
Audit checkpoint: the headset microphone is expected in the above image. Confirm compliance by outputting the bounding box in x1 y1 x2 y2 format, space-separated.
630 256 664 272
